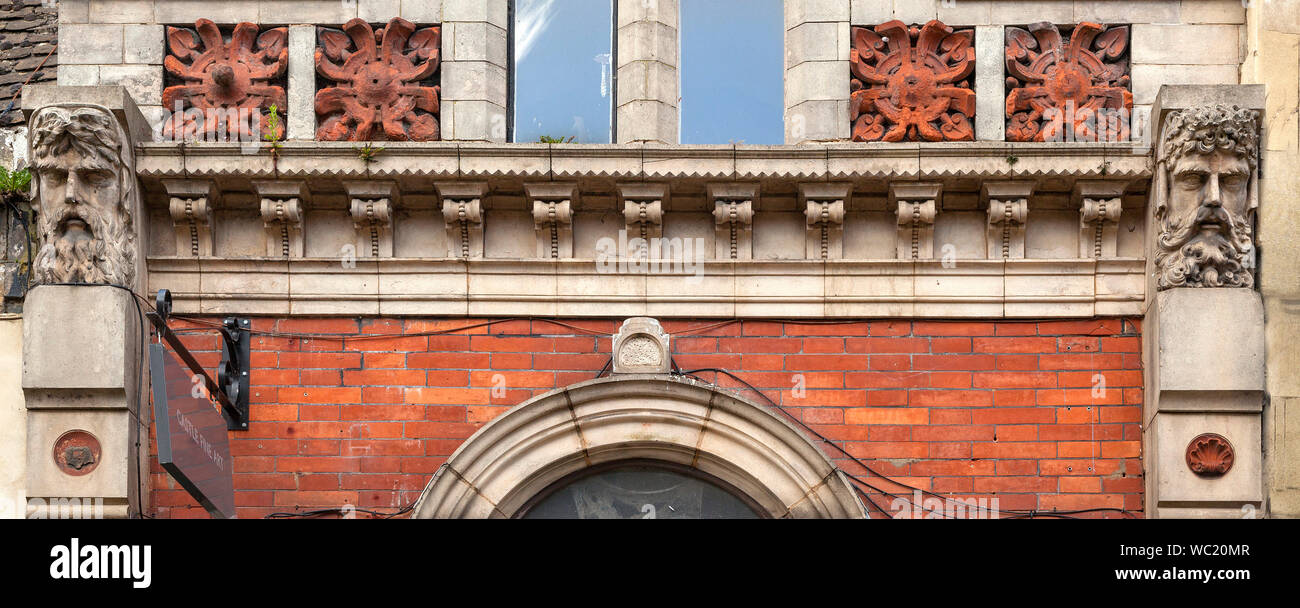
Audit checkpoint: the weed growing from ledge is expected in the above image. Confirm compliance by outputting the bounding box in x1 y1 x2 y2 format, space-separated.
0 167 30 195
263 104 284 168
1099 160 1111 176
537 135 576 144
1005 155 1019 167
354 143 386 166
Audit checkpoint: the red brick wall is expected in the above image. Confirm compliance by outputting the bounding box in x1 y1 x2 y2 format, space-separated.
151 317 1144 519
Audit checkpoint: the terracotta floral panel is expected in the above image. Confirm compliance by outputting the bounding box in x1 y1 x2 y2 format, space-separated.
850 19 976 142
1005 22 1132 142
315 17 441 141
162 19 289 141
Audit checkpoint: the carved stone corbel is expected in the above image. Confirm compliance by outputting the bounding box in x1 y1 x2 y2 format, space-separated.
437 182 486 259
163 179 215 257
891 183 941 259
618 184 666 246
1075 181 1125 258
525 183 577 259
799 183 849 260
345 181 397 258
709 183 756 260
253 180 306 257
983 181 1032 259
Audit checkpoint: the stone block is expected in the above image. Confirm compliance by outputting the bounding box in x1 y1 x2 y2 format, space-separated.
446 100 507 142
1132 24 1242 65
785 99 850 143
1075 0 1180 23
1130 63 1240 105
56 65 100 87
617 100 677 144
442 0 507 28
21 84 152 143
850 0 890 25
154 1 259 23
937 0 991 25
617 0 678 28
441 61 508 102
786 0 851 28
57 24 123 65
88 0 154 23
786 21 845 67
401 0 443 22
449 21 507 64
122 24 164 65
287 25 315 140
892 0 936 24
1152 288 1265 395
25 409 133 501
975 25 1003 141
98 64 162 106
989 0 1074 24
258 0 357 23
1181 0 1246 24
359 0 402 22
1154 412 1263 505
617 20 677 68
0 319 25 519
21 286 141 398
59 0 90 24
616 60 677 106
786 60 849 107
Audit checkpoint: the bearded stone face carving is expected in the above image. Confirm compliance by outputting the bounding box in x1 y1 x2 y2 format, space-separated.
1154 105 1259 290
28 104 138 287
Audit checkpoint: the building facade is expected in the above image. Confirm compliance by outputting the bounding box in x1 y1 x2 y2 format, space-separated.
1 0 1298 519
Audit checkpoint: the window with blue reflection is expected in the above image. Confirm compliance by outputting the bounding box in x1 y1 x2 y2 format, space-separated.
680 0 783 145
512 0 614 143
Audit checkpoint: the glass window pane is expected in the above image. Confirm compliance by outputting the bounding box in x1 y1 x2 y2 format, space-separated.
513 0 614 143
680 0 783 145
521 464 761 519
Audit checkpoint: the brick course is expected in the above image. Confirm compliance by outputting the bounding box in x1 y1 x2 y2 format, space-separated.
152 317 1144 519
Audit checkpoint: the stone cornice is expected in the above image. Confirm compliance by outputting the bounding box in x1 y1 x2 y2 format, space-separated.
134 141 1152 184
147 257 1144 318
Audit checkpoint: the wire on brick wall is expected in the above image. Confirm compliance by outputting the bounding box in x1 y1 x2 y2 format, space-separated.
81 284 1137 519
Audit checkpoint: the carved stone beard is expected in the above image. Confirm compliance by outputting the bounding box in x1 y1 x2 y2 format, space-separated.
1156 203 1253 289
33 195 131 285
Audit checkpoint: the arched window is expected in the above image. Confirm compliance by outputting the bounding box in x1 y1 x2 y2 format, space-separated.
413 376 866 519
519 460 763 519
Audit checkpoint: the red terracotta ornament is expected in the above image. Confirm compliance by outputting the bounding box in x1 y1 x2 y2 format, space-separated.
53 430 101 476
1004 22 1132 142
162 19 288 141
850 20 975 142
315 17 441 142
1186 433 1234 477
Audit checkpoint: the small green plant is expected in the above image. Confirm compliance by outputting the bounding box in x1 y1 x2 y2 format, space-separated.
1006 155 1019 167
262 104 284 169
537 135 576 144
354 143 386 164
0 167 31 195
1098 160 1111 176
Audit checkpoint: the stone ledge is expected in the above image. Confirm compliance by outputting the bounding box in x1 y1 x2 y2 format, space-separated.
146 257 1145 318
134 141 1154 184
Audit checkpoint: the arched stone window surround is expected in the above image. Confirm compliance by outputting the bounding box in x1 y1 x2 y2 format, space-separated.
412 374 867 519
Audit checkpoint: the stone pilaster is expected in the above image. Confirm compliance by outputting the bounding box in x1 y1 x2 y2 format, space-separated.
1143 85 1267 518
787 0 850 143
616 0 678 144
19 86 149 518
